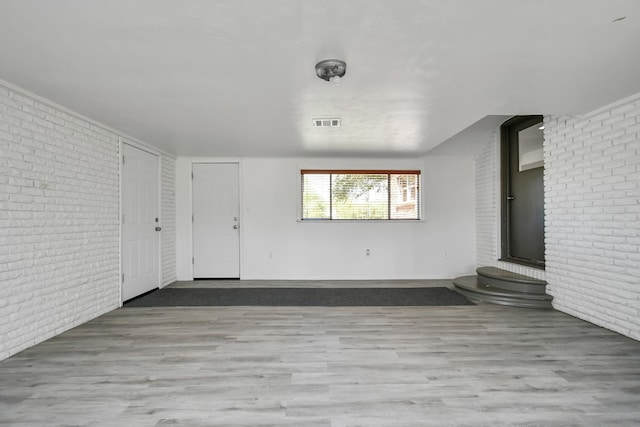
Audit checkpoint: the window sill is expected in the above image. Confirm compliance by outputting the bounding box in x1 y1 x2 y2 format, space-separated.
297 219 424 223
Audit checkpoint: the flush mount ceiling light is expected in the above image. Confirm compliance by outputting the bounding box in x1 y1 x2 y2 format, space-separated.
315 59 346 83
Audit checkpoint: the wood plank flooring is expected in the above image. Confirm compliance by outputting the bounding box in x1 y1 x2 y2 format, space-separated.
1 281 640 426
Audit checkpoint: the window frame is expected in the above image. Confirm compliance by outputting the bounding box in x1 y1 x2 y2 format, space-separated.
299 169 422 222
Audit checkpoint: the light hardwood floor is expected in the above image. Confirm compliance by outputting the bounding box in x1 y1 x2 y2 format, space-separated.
1 281 640 426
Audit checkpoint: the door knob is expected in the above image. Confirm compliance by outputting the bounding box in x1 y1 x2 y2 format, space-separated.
506 196 515 200
155 226 162 231
233 225 238 229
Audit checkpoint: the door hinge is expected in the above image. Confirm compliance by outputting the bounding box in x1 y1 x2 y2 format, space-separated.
192 257 194 265
121 273 124 283
192 214 194 222
191 171 194 179
122 155 125 165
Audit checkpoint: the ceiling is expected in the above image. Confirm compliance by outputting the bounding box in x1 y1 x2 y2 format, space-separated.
1 0 639 158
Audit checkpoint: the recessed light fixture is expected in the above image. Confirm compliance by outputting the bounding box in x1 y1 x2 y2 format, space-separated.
315 59 347 83
313 118 341 127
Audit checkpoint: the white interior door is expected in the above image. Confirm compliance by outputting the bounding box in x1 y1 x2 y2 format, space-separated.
122 143 159 301
192 163 240 278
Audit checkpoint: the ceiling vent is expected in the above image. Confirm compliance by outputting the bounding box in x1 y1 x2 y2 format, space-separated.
313 118 341 127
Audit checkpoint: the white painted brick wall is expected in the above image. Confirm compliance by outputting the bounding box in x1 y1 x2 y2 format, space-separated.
0 82 177 360
0 84 120 360
544 95 640 340
474 130 546 281
475 131 499 267
161 156 176 286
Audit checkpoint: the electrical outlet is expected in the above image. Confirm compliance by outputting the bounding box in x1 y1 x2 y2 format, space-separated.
365 249 371 256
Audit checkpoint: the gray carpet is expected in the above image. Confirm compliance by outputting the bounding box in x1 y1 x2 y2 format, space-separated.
124 287 474 307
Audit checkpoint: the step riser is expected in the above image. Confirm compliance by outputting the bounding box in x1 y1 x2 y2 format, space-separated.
476 267 547 285
477 275 548 294
453 276 552 301
455 288 553 309
453 272 554 310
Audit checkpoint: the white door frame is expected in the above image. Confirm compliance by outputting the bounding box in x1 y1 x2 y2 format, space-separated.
189 160 242 280
119 138 163 304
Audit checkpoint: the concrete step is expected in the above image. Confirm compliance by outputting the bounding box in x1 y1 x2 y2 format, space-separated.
453 275 553 309
476 266 547 294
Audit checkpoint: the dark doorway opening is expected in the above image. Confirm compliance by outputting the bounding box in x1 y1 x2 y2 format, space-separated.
501 115 545 269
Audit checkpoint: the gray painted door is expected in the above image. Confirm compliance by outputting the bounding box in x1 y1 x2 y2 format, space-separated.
505 117 545 266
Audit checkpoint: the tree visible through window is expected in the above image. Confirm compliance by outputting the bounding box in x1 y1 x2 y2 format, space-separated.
301 170 421 220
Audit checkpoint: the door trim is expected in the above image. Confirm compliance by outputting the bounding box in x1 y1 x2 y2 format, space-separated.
500 115 545 269
119 139 163 304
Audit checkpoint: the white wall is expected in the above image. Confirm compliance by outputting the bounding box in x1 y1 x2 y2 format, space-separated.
0 81 176 360
544 95 640 340
176 156 476 280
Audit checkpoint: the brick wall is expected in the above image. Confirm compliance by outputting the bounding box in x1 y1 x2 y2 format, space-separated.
475 131 499 267
161 156 176 286
0 84 120 359
0 81 176 360
544 95 640 340
474 130 546 281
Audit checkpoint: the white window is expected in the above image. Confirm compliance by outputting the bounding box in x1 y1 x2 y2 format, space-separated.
301 170 421 220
